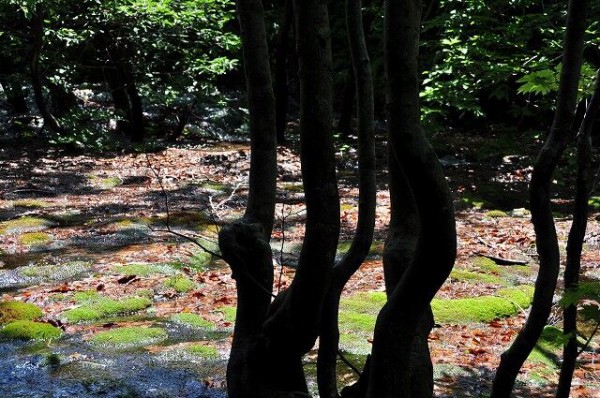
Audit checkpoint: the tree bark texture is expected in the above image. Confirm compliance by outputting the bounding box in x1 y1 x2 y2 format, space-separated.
365 0 456 396
490 1 587 397
556 70 600 398
317 0 376 394
267 0 339 353
220 0 278 397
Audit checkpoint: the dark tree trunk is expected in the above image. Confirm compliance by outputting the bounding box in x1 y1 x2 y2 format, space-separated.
274 0 293 144
490 1 587 396
317 0 376 395
556 71 600 398
104 65 130 133
48 81 77 118
30 5 61 132
219 0 278 396
101 34 146 143
364 0 456 396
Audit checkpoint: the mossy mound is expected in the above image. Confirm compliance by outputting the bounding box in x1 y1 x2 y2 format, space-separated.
170 250 213 271
113 263 176 277
89 326 168 350
217 306 236 323
470 256 501 272
0 301 43 324
62 296 153 323
527 326 564 367
171 313 214 328
18 232 52 247
185 344 219 359
109 218 149 231
337 240 385 258
431 286 534 324
18 261 92 281
485 210 508 218
12 199 51 209
337 286 535 353
0 216 54 235
88 175 122 189
163 275 196 293
199 181 230 192
0 320 62 340
449 269 505 285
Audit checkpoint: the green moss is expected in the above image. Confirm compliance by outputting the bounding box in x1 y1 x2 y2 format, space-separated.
528 326 564 367
470 256 501 273
217 306 237 323
588 196 600 210
89 326 167 350
431 286 534 324
340 292 386 316
199 181 230 192
281 183 304 193
449 269 505 285
19 232 52 246
113 263 176 277
459 196 486 210
339 311 376 333
0 320 62 340
73 290 100 303
171 313 214 328
170 250 213 272
18 260 92 281
89 175 122 189
485 210 508 218
0 216 54 235
62 296 153 323
163 275 196 293
0 301 43 324
185 344 219 358
337 240 385 258
12 199 51 209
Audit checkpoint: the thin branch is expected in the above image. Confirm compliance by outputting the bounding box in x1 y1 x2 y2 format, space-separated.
145 154 223 259
577 321 600 356
337 350 362 376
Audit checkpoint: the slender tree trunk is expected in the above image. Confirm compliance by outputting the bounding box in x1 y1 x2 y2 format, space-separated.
317 0 376 394
275 0 293 144
556 71 600 398
490 1 587 396
104 65 131 134
122 69 145 142
30 5 61 132
219 0 277 396
365 0 456 396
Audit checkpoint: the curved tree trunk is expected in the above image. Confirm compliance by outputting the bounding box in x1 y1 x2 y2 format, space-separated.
317 0 376 395
261 0 339 370
556 71 600 398
490 1 587 396
365 0 456 396
219 0 277 396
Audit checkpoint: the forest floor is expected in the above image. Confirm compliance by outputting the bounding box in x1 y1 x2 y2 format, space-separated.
0 130 599 397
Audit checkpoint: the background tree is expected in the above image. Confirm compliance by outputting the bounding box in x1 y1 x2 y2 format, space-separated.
491 1 588 396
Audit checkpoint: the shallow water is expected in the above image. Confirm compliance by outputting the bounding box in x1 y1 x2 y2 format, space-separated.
0 333 228 398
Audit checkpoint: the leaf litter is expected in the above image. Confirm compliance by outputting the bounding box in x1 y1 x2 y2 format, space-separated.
0 139 599 397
